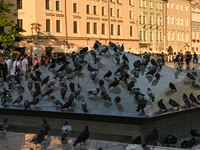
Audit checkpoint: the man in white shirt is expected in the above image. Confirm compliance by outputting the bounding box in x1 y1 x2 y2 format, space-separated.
4 55 10 72
22 54 28 74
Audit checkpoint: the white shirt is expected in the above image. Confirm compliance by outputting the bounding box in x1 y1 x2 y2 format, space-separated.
173 54 177 59
4 59 10 68
10 61 20 75
22 59 28 72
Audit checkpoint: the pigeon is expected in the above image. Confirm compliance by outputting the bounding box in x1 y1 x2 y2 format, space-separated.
61 88 66 100
169 99 180 110
189 93 200 105
90 71 98 81
61 94 74 110
190 129 200 137
157 99 168 112
56 73 65 80
80 47 88 54
108 77 119 89
183 93 191 108
51 96 63 107
192 67 197 76
42 88 53 98
114 65 126 75
87 63 98 72
30 97 40 106
12 95 23 105
81 100 87 112
99 47 108 55
41 118 50 135
28 83 33 91
71 51 77 61
135 93 145 101
33 63 39 71
164 134 177 145
180 138 196 148
30 128 46 146
35 71 41 81
48 76 57 88
3 87 11 97
24 100 31 110
142 126 159 147
60 81 68 89
136 100 147 112
118 44 124 52
133 60 141 69
192 81 200 88
8 81 13 89
73 125 89 146
32 90 41 99
93 40 101 49
151 59 158 67
147 88 155 102
133 69 139 78
114 96 121 105
61 120 72 141
109 41 117 49
1 96 7 107
101 91 111 102
169 82 177 91
87 88 100 96
74 84 82 98
130 135 141 144
41 76 49 86
103 70 112 78
56 64 66 72
94 56 101 64
16 84 25 91
99 79 104 88
127 81 135 91
146 67 157 76
30 73 38 82
90 50 97 58
14 75 21 84
48 63 56 70
69 82 75 92
187 73 196 81
0 116 8 132
155 72 160 79
35 82 41 92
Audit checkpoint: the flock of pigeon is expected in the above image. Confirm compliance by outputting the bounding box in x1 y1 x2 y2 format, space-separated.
0 116 90 148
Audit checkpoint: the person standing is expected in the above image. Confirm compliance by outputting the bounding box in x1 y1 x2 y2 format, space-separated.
40 53 45 66
4 55 10 68
173 52 177 63
9 55 25 76
185 52 190 69
22 54 28 74
193 52 197 63
0 56 8 81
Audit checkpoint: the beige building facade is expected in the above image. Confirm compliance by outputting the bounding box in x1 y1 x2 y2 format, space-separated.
6 0 139 56
163 0 191 54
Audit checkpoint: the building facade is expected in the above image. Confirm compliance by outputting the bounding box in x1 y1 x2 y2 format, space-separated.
163 0 191 54
6 0 139 56
191 1 200 54
137 0 164 52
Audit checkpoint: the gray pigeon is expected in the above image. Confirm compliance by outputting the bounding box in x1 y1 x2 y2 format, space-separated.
12 95 23 105
42 88 53 98
87 88 100 96
61 88 66 99
169 99 180 110
81 100 87 112
28 82 33 91
190 93 200 105
183 93 191 108
192 81 200 88
136 100 147 112
0 116 8 132
61 120 72 141
147 88 155 102
48 76 57 88
157 99 167 112
74 84 82 98
192 67 197 76
51 96 63 107
101 91 111 102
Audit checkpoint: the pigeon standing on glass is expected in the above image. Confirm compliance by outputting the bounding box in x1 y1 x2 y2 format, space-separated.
169 99 180 110
187 73 196 81
99 79 104 88
157 99 168 112
35 71 41 81
48 76 57 88
81 100 87 112
74 84 82 98
3 87 11 97
189 93 200 105
41 76 49 86
146 67 157 76
183 93 191 108
60 81 68 89
48 63 56 70
101 91 111 102
155 72 160 80
169 82 177 91
136 100 147 112
61 94 74 110
122 54 129 63
28 82 33 91
127 81 135 91
32 90 41 99
51 96 63 107
30 97 40 107
35 82 41 92
99 47 108 55
42 88 53 98
30 73 38 82
192 81 200 88
56 64 66 73
103 70 112 78
87 88 100 96
61 120 72 141
147 88 155 102
115 53 120 65
115 96 121 105
12 95 23 106
108 77 119 89
30 128 46 148
24 100 31 110
69 82 75 93
61 88 66 100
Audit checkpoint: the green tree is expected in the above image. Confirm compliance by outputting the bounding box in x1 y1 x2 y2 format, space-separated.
0 1 25 49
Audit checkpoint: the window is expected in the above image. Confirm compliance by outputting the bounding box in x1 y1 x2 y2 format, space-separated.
150 16 153 25
180 18 183 26
156 32 158 41
110 8 113 16
56 1 60 11
160 3 162 10
87 22 90 34
167 3 169 9
143 0 146 8
171 16 174 25
181 33 183 41
160 17 162 25
176 17 179 26
102 23 105 35
139 31 142 40
17 19 23 28
111 24 114 35
167 32 170 41
17 0 22 9
129 11 132 19
176 4 179 10
117 9 120 18
117 25 121 36
160 32 162 41
102 7 105 16
139 15 142 24
46 19 50 32
117 0 120 3
171 3 173 9
186 33 189 41
93 6 97 15
156 2 159 10
172 32 174 41
129 0 133 5
139 0 142 7
196 33 199 39
156 17 158 25
150 31 152 41
150 1 153 9
143 31 146 41
167 16 169 25
196 47 198 52
93 23 97 34
186 18 188 27
86 5 90 14
186 5 188 12
143 16 146 24
130 26 134 36
192 32 195 39
180 4 183 11
56 20 60 32
73 21 77 33
73 3 77 13
177 32 179 41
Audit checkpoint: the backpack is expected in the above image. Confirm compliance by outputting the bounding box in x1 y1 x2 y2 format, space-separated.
175 55 179 61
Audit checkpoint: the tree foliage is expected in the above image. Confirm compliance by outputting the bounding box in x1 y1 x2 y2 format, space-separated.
0 1 25 49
